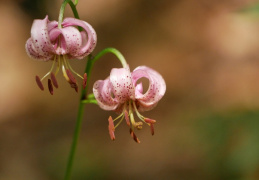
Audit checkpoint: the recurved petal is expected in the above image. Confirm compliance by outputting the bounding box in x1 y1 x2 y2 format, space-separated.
93 79 119 111
25 38 53 61
131 66 166 111
109 67 135 103
29 15 54 60
60 26 82 56
62 18 97 58
47 20 58 31
135 82 143 97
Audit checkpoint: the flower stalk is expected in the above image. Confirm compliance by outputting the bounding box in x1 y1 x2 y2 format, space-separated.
58 0 80 28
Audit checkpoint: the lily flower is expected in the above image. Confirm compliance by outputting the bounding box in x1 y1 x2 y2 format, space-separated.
25 15 97 94
93 66 166 143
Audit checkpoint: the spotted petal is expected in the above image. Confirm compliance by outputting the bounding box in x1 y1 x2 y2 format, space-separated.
109 66 135 103
25 15 54 61
49 26 82 56
131 66 166 111
62 18 97 59
93 78 119 111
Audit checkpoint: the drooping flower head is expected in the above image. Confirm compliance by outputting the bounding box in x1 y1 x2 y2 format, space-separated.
93 65 166 143
25 15 97 94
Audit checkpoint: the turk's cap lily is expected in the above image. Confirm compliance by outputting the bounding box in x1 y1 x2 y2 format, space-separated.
93 65 166 112
93 65 166 143
26 15 97 60
25 16 95 94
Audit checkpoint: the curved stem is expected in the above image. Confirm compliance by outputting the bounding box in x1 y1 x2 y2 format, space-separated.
89 48 128 74
58 0 80 28
64 48 127 180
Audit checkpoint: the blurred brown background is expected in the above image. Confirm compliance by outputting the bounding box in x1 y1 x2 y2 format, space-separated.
1 0 259 179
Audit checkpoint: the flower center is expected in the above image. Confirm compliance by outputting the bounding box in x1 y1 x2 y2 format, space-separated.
108 100 156 143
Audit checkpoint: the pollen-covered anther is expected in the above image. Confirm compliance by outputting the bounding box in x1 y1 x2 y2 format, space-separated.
65 69 79 92
108 116 115 141
35 75 44 91
144 118 156 124
50 72 58 88
83 73 87 89
66 69 77 84
130 128 140 143
134 122 143 130
48 79 54 95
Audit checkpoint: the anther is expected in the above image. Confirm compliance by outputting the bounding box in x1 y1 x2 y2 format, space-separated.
150 123 155 135
35 76 44 91
66 69 77 84
144 118 156 124
83 73 87 89
50 72 58 88
124 110 130 126
70 83 79 93
130 128 140 143
108 116 115 140
48 79 54 95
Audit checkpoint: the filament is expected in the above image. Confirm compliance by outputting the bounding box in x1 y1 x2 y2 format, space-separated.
41 56 57 81
64 56 83 79
114 115 125 129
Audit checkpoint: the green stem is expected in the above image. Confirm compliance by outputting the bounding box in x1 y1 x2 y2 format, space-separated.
81 99 98 104
64 55 93 180
64 48 127 180
88 48 128 72
58 0 80 28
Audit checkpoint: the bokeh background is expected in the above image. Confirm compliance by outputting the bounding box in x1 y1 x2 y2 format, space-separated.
1 0 259 179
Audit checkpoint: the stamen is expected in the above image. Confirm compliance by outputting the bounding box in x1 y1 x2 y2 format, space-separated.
114 114 125 129
124 110 130 127
72 84 79 93
50 72 58 88
41 56 56 81
132 101 145 121
150 123 155 136
48 79 54 95
35 75 44 91
66 69 77 84
113 112 124 122
64 56 83 79
108 116 115 140
144 118 156 124
65 69 79 92
129 128 140 143
83 73 87 89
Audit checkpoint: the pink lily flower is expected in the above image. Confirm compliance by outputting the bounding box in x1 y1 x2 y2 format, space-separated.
25 15 97 94
93 66 166 143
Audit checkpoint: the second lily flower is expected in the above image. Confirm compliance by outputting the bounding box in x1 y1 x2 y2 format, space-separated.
93 65 166 143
